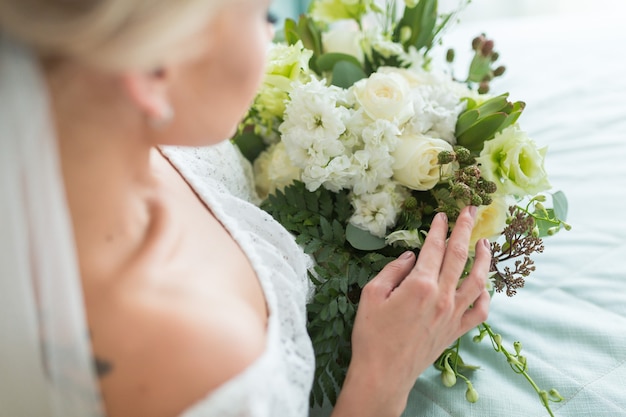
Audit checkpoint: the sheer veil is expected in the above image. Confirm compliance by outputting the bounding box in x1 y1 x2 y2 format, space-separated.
0 34 104 416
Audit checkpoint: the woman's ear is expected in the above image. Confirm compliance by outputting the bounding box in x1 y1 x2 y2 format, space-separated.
121 68 173 127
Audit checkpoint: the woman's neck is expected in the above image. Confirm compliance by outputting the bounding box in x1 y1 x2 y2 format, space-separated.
46 61 159 280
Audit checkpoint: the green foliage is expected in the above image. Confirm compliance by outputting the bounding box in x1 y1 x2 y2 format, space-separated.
262 181 402 407
394 0 438 52
456 94 526 152
230 130 265 163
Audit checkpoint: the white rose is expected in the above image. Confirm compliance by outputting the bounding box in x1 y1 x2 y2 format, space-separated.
351 72 414 125
322 25 364 63
468 196 512 252
254 142 302 199
392 134 455 191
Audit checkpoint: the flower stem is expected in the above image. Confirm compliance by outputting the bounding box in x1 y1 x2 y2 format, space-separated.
479 323 558 417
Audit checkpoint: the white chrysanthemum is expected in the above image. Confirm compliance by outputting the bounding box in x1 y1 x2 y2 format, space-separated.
280 78 349 166
349 187 400 237
340 109 367 151
350 149 395 195
400 71 468 143
304 154 354 192
360 118 400 151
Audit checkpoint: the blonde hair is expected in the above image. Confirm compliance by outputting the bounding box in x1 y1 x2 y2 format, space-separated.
0 0 232 71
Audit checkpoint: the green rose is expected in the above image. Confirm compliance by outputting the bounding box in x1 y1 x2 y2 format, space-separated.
265 41 313 81
250 42 314 139
476 125 551 197
310 0 373 24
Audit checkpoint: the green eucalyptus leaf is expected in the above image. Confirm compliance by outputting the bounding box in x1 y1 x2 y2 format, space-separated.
395 0 438 51
415 0 438 50
535 210 556 237
552 190 568 221
231 131 266 162
331 60 367 88
316 52 363 72
346 223 387 250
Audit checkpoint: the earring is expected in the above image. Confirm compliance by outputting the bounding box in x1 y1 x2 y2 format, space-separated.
148 102 174 129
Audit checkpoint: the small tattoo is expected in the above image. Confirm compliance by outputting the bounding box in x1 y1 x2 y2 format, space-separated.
94 356 113 377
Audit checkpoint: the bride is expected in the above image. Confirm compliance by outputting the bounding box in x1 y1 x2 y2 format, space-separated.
0 0 491 416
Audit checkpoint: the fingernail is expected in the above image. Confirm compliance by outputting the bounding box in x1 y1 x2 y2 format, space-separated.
481 238 491 252
400 251 414 260
437 212 447 223
468 206 477 219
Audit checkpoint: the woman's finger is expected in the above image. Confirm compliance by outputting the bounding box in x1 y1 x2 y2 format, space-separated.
365 251 416 299
459 288 490 334
406 212 448 282
439 206 476 291
455 238 491 308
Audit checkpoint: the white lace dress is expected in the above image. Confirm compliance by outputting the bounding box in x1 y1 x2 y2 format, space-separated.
159 142 315 417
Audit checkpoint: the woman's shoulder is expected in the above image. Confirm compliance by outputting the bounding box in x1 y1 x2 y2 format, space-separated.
90 280 268 417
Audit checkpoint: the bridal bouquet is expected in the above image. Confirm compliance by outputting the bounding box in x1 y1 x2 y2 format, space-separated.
234 0 569 415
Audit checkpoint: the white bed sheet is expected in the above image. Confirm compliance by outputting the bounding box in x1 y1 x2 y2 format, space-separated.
312 12 626 417
402 13 626 417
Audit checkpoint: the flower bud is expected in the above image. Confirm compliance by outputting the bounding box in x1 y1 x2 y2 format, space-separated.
446 48 455 63
438 150 456 164
507 356 524 368
563 222 572 231
494 65 506 76
493 334 502 351
404 196 418 210
481 180 497 194
549 389 564 401
441 369 457 387
534 202 545 212
454 147 473 164
481 40 494 56
441 358 457 387
534 194 547 202
547 226 559 236
400 26 412 44
513 341 522 355
472 34 485 51
470 194 483 206
532 226 540 237
465 382 479 403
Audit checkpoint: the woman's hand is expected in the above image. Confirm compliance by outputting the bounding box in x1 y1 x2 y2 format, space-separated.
332 206 492 417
